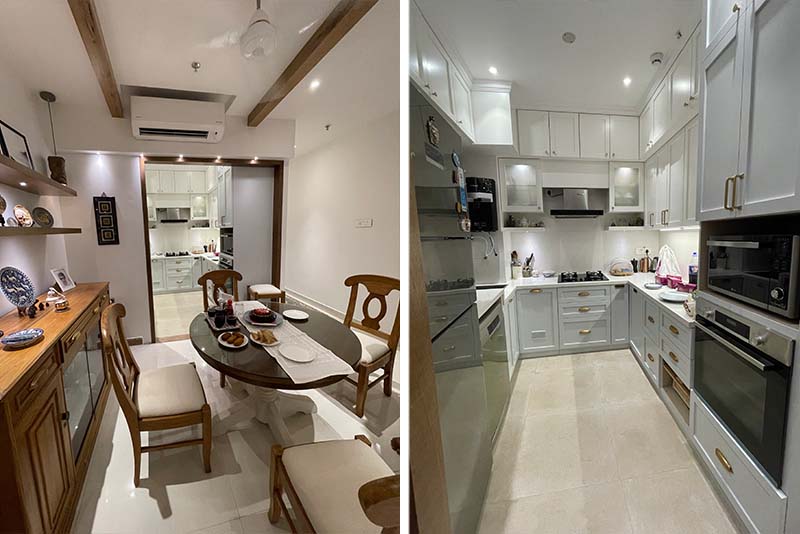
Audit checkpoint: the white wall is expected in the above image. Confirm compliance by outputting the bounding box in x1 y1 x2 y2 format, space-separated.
232 166 274 296
149 226 219 254
59 153 152 342
0 56 69 315
284 110 400 319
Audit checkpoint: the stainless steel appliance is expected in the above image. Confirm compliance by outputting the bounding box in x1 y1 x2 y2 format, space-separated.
220 227 234 257
218 253 234 270
694 295 794 485
549 188 604 218
156 207 190 223
413 85 491 534
707 234 800 319
480 301 510 442
466 177 498 232
559 271 608 283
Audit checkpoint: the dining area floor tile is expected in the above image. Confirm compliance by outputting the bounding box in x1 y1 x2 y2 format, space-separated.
72 339 400 533
479 349 743 534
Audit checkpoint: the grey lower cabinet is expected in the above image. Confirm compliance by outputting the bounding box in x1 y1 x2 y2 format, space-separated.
516 287 559 355
629 285 645 359
150 258 165 293
610 283 628 346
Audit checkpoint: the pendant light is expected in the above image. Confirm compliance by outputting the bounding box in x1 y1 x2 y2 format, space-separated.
39 91 67 185
241 0 277 60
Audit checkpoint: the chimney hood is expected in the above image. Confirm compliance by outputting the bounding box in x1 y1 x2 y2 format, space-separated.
156 207 190 223
549 188 604 218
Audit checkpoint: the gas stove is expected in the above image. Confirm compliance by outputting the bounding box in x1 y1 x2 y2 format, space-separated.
558 271 608 283
165 251 191 257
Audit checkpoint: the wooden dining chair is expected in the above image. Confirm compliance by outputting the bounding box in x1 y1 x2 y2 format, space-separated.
269 435 400 533
198 269 242 387
100 303 212 486
342 274 400 418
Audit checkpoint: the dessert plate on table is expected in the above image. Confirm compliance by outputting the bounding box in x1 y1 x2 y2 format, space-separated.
217 332 249 349
245 309 284 327
250 330 280 348
283 309 309 321
659 290 690 303
279 344 315 363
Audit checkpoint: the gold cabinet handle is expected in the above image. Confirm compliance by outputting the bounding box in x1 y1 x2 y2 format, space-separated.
578 291 590 297
649 212 654 226
723 176 734 210
70 332 80 344
93 306 99 314
647 353 655 362
530 288 542 294
669 351 679 363
715 448 733 473
669 325 679 335
732 173 743 209
648 315 655 324
579 329 591 335
732 3 740 12
442 345 456 352
578 306 591 313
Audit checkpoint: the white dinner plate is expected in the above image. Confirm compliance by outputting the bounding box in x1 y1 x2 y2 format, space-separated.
659 290 690 303
217 332 249 349
283 309 310 321
279 344 316 363
250 333 280 348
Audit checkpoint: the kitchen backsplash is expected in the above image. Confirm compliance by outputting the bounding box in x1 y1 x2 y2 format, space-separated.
149 225 220 253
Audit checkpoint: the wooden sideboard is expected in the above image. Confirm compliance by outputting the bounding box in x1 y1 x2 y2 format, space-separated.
0 283 111 534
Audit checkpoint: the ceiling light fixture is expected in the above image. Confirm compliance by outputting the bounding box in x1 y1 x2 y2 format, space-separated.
19 182 27 187
309 79 321 91
488 66 498 75
562 32 576 44
215 156 222 163
241 0 277 60
253 156 259 161
623 76 632 87
178 154 184 161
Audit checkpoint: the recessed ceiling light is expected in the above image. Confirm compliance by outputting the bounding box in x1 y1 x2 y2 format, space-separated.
309 79 321 91
488 66 498 75
253 156 259 161
19 181 27 187
178 154 184 161
215 156 221 163
623 76 632 87
562 32 576 44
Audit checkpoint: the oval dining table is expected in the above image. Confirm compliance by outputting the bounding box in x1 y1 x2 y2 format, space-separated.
189 302 361 445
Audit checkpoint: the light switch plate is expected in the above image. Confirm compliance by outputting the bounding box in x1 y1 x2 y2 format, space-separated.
355 218 373 228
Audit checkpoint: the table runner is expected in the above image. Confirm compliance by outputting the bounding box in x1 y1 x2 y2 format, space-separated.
233 301 353 383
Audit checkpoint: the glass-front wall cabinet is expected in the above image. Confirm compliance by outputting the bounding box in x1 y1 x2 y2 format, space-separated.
609 162 644 212
498 158 543 212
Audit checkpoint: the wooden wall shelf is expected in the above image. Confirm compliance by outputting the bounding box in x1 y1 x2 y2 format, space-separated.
0 154 78 197
0 227 82 237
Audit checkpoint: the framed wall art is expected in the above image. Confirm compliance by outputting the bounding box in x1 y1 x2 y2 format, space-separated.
93 194 120 245
0 120 34 170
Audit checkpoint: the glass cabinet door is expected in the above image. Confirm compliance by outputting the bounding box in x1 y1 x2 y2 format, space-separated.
498 158 543 212
609 162 644 212
191 194 208 219
85 317 105 410
63 331 93 459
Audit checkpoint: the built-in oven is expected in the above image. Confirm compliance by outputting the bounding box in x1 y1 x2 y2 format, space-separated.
707 234 800 319
220 227 234 257
694 296 794 485
466 177 498 232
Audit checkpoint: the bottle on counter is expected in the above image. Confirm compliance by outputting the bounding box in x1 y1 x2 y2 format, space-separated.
688 251 699 284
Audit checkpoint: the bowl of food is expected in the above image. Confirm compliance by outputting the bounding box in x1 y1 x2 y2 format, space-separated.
247 307 282 326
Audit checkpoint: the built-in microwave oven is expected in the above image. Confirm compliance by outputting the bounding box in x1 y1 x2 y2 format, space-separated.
707 234 800 319
220 227 233 257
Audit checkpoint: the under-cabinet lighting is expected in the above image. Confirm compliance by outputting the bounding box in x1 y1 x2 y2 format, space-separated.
215 156 221 163
489 66 498 75
660 225 700 232
178 154 184 162
253 156 259 161
19 181 27 187
623 76 632 87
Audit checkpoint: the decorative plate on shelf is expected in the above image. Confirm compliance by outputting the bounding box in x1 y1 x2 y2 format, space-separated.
13 205 33 227
6 216 18 227
31 207 54 228
0 193 6 213
0 266 36 308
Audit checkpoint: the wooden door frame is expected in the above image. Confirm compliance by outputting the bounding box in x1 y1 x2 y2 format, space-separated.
139 156 285 343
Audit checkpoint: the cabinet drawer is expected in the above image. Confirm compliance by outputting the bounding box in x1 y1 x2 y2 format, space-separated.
692 396 787 534
644 299 661 341
560 302 608 318
560 318 609 348
661 336 690 387
166 265 193 276
168 274 193 289
432 307 479 372
643 335 659 383
427 292 473 336
165 258 191 267
660 314 691 353
9 349 60 420
558 286 609 302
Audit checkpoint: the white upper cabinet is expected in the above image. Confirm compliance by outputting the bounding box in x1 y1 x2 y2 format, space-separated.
645 158 659 227
609 162 644 212
145 170 160 193
698 1 746 220
159 170 175 193
705 0 743 54
549 112 580 158
517 110 551 157
666 131 686 226
417 21 452 115
449 69 474 140
472 82 514 146
685 118 699 225
173 171 191 194
670 41 694 127
579 114 610 159
655 148 670 227
736 0 800 218
409 2 423 85
652 80 671 146
189 171 206 193
640 101 654 156
498 158 543 212
609 115 639 160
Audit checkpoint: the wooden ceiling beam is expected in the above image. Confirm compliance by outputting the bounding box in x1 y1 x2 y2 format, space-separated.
247 0 378 127
67 0 124 118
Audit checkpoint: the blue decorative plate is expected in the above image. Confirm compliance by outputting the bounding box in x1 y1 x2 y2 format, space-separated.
0 266 36 308
1 328 44 349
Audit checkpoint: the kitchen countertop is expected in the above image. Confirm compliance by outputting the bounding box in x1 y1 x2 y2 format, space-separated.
476 272 695 325
151 253 218 262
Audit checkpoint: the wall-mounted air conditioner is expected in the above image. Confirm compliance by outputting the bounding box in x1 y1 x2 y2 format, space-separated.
131 96 225 143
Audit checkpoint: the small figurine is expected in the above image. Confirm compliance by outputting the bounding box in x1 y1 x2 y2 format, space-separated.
27 305 37 318
38 302 45 311
0 213 5 227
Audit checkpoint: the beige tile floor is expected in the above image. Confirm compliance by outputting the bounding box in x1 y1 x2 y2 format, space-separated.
72 339 400 533
479 349 743 534
154 291 206 340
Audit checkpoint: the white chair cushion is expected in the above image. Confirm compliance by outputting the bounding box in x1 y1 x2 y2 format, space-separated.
282 439 394 534
354 331 391 364
136 363 206 418
249 284 282 296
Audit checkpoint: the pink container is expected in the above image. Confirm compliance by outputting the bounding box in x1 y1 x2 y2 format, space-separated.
655 274 669 285
676 282 697 293
666 275 682 288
